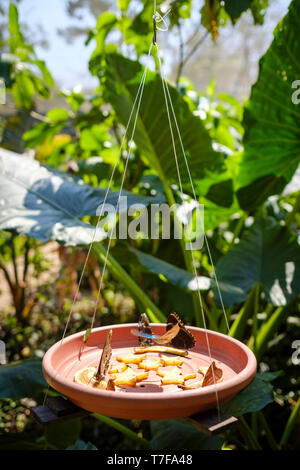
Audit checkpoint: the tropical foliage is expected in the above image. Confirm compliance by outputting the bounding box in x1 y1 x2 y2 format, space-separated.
0 0 299 451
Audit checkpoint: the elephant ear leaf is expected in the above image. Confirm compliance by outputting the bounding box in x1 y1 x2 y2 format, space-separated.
237 0 300 211
101 52 233 206
215 216 300 306
0 148 162 246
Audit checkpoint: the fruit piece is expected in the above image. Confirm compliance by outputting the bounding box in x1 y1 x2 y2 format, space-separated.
116 353 146 364
183 372 197 381
111 367 149 387
138 358 162 370
134 346 188 357
74 366 107 389
109 363 128 374
178 380 204 390
199 366 209 376
156 366 184 385
161 355 183 367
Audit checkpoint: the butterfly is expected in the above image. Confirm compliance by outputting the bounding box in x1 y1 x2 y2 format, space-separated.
137 313 153 347
95 329 112 381
131 312 195 349
166 313 195 349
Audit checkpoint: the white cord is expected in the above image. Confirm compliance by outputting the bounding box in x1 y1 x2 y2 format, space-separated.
156 45 230 333
156 43 223 416
61 44 153 342
88 46 152 332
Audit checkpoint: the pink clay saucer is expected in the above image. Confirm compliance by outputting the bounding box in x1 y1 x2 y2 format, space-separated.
42 323 257 420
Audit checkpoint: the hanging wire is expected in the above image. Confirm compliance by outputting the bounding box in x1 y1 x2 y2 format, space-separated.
159 56 230 333
61 44 153 343
155 44 222 417
54 0 228 420
87 47 152 333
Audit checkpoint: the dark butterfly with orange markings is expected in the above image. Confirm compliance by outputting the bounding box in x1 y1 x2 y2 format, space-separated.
166 312 195 349
131 312 195 349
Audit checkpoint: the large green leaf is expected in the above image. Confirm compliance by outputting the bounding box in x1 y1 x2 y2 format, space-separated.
221 372 280 417
237 0 300 210
112 245 245 304
150 373 276 449
45 419 82 450
0 148 162 245
100 52 230 203
150 419 223 450
215 216 300 306
0 359 46 399
0 434 46 450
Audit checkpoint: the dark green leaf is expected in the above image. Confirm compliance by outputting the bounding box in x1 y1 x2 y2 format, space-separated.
0 359 46 399
77 157 110 180
45 419 82 450
150 419 223 450
237 174 286 212
221 373 278 416
237 0 300 209
205 179 233 207
112 245 244 302
102 53 226 195
224 0 252 23
215 216 300 306
0 434 46 450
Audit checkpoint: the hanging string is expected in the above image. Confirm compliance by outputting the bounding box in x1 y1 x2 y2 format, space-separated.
156 43 226 418
87 47 152 334
152 3 229 335
61 44 153 343
155 45 230 333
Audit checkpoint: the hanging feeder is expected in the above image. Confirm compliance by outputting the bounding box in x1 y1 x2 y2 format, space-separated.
40 3 257 425
42 323 256 420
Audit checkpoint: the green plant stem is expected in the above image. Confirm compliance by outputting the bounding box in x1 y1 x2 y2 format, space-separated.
161 180 204 327
252 283 260 356
285 191 300 229
204 300 218 330
227 213 247 251
238 416 262 450
258 411 280 450
279 398 300 449
9 235 19 286
92 243 166 323
255 306 285 361
251 412 258 439
92 413 151 449
229 285 255 339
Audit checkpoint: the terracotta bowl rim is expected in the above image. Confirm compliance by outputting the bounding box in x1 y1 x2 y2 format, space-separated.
42 323 257 403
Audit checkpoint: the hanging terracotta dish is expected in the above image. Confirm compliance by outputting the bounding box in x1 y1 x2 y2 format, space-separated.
42 321 257 420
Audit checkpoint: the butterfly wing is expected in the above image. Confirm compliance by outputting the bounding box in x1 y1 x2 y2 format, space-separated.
166 313 195 349
138 313 153 346
154 322 180 345
202 361 223 387
96 329 112 380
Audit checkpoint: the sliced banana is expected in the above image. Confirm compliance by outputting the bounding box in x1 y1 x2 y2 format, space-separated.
74 367 107 389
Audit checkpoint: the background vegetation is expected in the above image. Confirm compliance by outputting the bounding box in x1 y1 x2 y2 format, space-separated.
0 0 299 450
